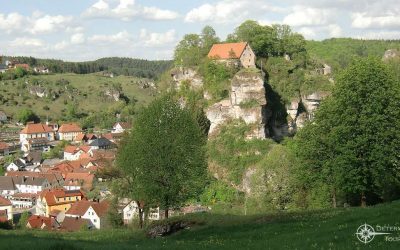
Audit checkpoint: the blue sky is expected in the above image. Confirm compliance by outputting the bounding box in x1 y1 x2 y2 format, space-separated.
1 0 399 61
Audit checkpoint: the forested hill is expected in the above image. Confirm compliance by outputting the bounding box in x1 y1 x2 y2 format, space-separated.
306 38 400 72
2 56 173 79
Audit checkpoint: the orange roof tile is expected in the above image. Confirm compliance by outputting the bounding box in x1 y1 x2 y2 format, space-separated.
20 123 53 134
0 196 11 206
27 215 55 229
64 145 79 154
58 123 82 133
208 42 248 60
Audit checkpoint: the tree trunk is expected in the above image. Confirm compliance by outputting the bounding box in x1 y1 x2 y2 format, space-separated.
138 208 144 229
164 208 169 219
361 192 367 207
332 188 337 208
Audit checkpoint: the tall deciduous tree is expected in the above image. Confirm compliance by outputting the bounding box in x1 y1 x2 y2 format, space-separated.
117 94 207 219
295 58 400 207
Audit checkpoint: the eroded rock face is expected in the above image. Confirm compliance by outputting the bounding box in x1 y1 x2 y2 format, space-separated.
206 70 267 139
104 89 121 101
383 49 400 61
171 67 203 90
285 92 329 133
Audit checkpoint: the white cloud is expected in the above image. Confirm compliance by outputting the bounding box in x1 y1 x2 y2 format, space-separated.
0 13 26 33
139 29 177 47
88 31 132 44
83 0 179 21
31 15 73 34
71 33 85 44
11 37 44 47
351 12 400 29
283 6 334 27
357 30 400 40
184 0 286 24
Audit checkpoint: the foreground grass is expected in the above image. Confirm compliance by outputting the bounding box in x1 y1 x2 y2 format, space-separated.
1 201 400 249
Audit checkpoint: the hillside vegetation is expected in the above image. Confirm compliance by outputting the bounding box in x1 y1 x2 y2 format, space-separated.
2 56 172 79
1 200 399 249
0 73 156 127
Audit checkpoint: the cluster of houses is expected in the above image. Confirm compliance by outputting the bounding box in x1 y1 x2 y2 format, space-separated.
0 121 156 231
0 59 49 74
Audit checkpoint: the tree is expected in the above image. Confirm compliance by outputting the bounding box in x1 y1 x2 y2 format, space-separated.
174 34 203 67
294 58 400 207
18 211 30 229
16 108 39 124
200 26 220 55
117 94 207 219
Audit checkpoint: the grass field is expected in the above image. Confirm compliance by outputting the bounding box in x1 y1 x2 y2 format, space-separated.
0 73 155 121
1 200 399 249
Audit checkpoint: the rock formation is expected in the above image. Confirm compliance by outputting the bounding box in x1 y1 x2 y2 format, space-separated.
171 67 203 90
206 70 267 139
383 49 400 61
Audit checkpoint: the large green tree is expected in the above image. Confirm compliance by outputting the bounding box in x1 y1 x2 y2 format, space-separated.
294 57 400 207
16 108 40 124
117 94 207 219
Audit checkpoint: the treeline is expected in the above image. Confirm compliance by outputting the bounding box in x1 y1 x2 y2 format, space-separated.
2 56 172 79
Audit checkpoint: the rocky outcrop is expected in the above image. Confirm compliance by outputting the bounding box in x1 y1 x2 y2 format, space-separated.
285 92 329 133
383 49 400 61
28 86 47 98
104 89 121 101
171 67 203 90
206 70 267 139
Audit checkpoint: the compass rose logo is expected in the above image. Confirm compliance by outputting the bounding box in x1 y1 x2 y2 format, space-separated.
355 223 391 244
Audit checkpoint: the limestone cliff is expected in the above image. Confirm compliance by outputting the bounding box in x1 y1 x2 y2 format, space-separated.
170 67 203 90
206 69 267 139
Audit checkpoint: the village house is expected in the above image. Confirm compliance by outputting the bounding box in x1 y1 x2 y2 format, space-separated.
89 137 115 150
112 122 131 134
58 123 83 141
63 145 92 161
6 172 64 190
60 216 91 231
208 42 256 68
0 196 13 222
15 176 51 194
74 133 98 144
0 176 18 198
0 111 7 122
20 123 55 152
14 63 30 71
65 200 109 229
10 193 36 209
36 188 84 216
33 66 50 74
26 215 59 230
6 159 26 172
119 199 143 224
63 172 94 191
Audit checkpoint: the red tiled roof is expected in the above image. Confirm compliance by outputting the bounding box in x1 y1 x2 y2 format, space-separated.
27 215 55 229
0 196 11 206
39 188 83 206
64 172 94 190
64 145 79 154
66 200 109 217
75 134 86 141
20 123 53 134
59 123 82 133
60 217 90 232
208 42 248 60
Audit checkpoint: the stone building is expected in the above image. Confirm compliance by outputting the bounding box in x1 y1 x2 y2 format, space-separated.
208 42 256 68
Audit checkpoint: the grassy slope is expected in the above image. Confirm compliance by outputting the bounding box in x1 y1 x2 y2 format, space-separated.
0 73 155 121
1 200 399 249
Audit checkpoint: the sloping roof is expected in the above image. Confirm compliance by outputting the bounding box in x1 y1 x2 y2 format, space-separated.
0 196 12 206
39 188 83 206
64 145 79 154
60 217 90 232
114 122 131 129
6 172 63 185
89 138 113 147
42 158 63 167
59 123 82 133
208 42 248 60
64 172 94 190
74 133 86 141
21 123 53 134
26 151 42 163
24 177 47 186
66 200 109 217
0 177 16 191
27 215 56 229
